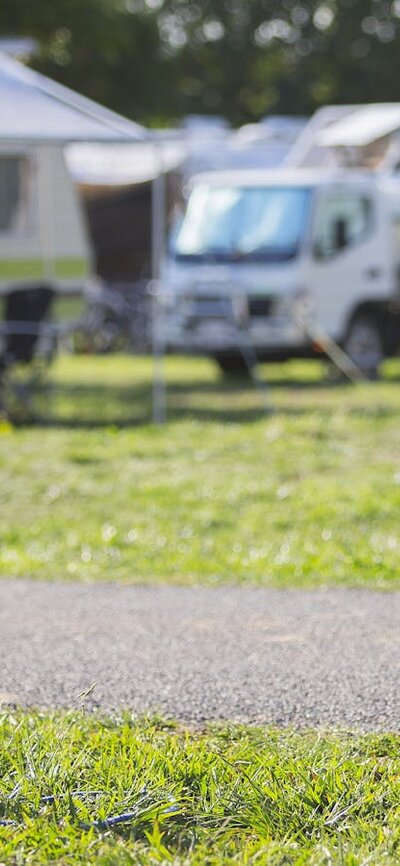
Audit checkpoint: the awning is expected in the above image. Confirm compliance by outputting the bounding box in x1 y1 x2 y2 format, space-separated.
318 104 400 148
67 140 186 185
0 50 147 143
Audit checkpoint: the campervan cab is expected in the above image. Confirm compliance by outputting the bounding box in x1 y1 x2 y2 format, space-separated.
161 167 400 375
0 144 92 366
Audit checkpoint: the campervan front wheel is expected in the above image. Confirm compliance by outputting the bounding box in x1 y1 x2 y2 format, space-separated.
343 314 384 379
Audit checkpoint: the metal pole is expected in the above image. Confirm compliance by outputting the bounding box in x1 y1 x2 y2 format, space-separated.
151 141 167 424
151 158 165 281
151 284 167 425
291 311 366 384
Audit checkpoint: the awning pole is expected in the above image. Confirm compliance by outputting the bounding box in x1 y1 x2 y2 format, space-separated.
151 142 167 425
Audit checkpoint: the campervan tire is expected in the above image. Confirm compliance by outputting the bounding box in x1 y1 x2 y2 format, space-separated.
343 314 384 379
214 353 253 378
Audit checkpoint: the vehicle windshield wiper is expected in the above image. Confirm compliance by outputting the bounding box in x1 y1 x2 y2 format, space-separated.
237 247 298 261
174 250 233 263
173 246 299 263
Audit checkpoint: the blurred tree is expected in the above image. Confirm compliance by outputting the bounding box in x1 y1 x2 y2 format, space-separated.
1 0 400 124
0 0 173 123
156 0 400 121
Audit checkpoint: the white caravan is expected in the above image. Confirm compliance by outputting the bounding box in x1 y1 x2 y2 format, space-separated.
0 49 145 369
161 107 400 376
0 144 92 363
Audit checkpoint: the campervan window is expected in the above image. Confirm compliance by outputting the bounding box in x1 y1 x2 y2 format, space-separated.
172 185 311 262
0 156 30 234
314 194 372 259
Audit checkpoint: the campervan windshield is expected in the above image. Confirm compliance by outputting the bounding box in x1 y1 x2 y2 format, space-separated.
173 184 311 263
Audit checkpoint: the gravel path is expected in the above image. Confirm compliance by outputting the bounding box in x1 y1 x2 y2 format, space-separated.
0 581 399 729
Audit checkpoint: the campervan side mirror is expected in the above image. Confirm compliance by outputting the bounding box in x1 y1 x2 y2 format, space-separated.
333 217 349 251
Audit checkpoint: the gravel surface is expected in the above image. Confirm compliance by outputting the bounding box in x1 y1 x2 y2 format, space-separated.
0 581 399 729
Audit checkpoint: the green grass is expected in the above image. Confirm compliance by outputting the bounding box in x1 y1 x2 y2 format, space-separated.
1 362 400 865
1 711 400 865
1 354 400 587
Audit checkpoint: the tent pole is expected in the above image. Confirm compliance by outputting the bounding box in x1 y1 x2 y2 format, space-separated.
151 141 167 425
38 145 56 281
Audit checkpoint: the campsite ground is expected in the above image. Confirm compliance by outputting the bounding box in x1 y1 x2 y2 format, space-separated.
2 354 400 588
1 355 400 864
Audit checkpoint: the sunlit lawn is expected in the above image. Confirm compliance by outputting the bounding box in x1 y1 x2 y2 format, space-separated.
1 711 400 865
1 354 400 586
2 358 400 865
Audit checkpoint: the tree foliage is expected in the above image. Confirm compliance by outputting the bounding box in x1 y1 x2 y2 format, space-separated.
1 0 400 125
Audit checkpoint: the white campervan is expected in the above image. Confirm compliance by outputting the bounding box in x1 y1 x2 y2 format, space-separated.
161 166 400 375
0 144 92 366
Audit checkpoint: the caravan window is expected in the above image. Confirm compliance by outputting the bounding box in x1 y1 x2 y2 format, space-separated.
0 156 31 233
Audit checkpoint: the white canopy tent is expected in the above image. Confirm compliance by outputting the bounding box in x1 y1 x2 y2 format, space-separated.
0 49 147 143
0 50 159 283
0 51 166 278
0 50 170 284
0 51 169 422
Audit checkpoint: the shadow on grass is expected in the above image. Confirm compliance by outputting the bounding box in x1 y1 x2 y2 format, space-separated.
9 364 400 428
27 381 268 427
19 382 151 428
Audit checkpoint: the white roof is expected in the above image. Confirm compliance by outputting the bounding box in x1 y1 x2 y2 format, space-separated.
66 116 306 187
318 104 400 147
0 51 147 143
187 167 375 189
